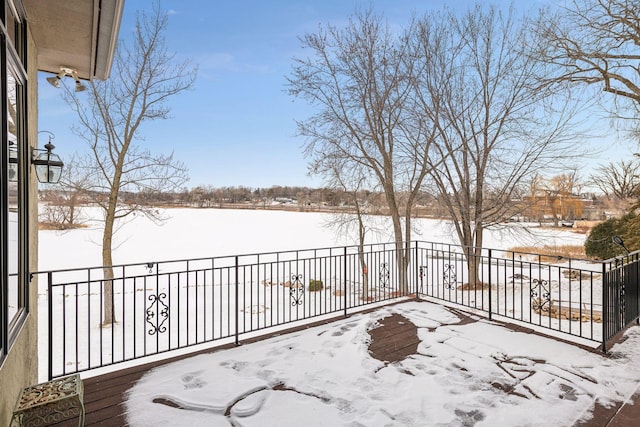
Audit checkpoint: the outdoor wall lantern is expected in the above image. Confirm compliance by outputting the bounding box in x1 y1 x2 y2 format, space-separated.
46 66 87 92
8 140 18 182
612 235 630 255
32 131 64 184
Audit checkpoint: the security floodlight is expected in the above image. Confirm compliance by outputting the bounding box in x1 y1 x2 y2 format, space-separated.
46 66 87 92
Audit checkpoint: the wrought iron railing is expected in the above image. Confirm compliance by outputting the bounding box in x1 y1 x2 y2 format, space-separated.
602 252 640 346
39 241 640 379
416 243 604 340
42 243 417 379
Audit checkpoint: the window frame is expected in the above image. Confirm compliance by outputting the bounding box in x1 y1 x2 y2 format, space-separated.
1 0 28 364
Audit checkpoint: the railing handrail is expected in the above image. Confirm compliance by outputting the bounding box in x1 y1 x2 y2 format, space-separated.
602 250 640 264
35 241 400 275
35 239 613 277
44 238 640 378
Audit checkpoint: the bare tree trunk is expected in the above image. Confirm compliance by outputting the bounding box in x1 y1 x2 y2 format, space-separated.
549 195 560 227
101 206 116 326
387 199 409 294
404 209 415 295
67 197 76 226
356 207 369 301
457 221 481 286
101 124 126 326
470 225 483 286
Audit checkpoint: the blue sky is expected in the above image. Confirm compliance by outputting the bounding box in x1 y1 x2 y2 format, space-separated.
37 0 630 190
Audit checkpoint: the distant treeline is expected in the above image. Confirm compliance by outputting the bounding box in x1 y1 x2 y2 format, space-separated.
38 183 611 224
39 185 443 215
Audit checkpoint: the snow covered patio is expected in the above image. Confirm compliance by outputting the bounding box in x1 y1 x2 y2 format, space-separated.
53 300 640 426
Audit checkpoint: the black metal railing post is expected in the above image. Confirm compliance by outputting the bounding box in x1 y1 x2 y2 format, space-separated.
636 253 640 325
488 249 493 321
414 242 420 301
344 246 348 317
111 272 115 365
47 271 53 380
235 256 239 346
602 261 608 354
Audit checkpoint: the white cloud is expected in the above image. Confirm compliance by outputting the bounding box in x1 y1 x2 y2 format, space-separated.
198 52 239 72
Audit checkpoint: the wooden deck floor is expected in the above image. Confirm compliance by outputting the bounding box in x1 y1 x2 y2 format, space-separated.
48 303 639 427
49 312 368 426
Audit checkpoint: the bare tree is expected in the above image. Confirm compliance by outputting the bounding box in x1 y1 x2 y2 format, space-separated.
537 0 640 131
65 2 195 325
39 192 83 230
317 156 380 300
39 155 87 229
544 170 584 224
590 160 640 201
288 9 436 293
415 6 582 284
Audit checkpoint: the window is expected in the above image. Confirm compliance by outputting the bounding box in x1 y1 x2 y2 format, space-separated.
1 0 27 362
7 66 24 330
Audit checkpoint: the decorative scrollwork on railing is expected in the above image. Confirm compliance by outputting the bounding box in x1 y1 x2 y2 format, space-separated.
289 274 304 306
379 263 390 288
530 279 551 313
443 264 457 290
146 293 169 335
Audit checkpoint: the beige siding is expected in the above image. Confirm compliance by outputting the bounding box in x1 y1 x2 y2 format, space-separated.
0 26 40 426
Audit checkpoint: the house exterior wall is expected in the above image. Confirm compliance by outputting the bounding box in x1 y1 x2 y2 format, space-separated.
0 24 39 426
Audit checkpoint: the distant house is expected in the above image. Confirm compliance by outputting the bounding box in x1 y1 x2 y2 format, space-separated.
0 1 123 424
521 192 588 222
274 197 295 204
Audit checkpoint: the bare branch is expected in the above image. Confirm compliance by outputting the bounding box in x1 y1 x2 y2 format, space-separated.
61 0 195 325
289 9 437 292
537 0 640 120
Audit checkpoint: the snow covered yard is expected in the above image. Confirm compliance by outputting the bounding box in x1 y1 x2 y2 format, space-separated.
123 300 640 427
37 207 586 271
39 208 640 425
38 208 592 380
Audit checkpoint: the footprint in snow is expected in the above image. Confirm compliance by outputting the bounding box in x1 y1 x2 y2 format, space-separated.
181 371 207 390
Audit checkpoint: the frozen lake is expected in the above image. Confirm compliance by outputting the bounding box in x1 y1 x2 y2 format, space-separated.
38 207 586 271
37 208 593 381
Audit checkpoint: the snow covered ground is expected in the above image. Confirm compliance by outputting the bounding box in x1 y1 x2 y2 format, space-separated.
37 209 589 363
37 207 586 271
37 208 594 380
37 208 640 425
124 300 640 427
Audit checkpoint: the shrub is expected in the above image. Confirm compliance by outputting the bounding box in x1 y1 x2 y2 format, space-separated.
585 218 621 259
585 214 638 259
308 279 324 291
